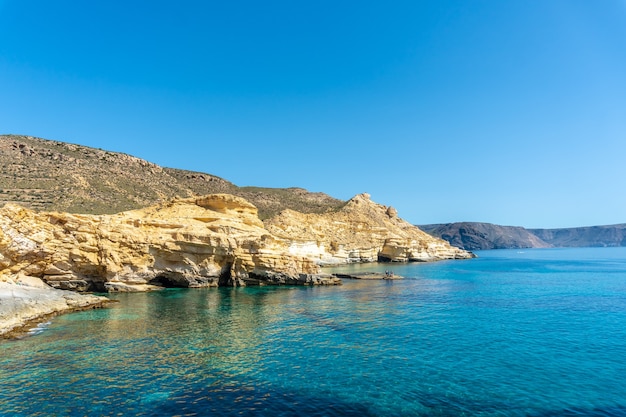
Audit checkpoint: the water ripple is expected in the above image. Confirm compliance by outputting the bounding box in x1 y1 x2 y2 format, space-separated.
2 248 626 416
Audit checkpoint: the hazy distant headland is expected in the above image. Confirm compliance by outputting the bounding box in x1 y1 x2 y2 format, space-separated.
420 222 626 251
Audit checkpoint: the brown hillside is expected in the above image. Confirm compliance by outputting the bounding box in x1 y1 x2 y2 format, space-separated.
0 134 344 219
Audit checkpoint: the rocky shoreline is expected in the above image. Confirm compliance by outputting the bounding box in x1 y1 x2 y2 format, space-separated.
0 192 474 337
0 193 473 293
0 277 110 338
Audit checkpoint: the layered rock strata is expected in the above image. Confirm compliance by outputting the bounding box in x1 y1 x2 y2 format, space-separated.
265 193 474 264
0 193 472 293
0 194 337 292
0 276 109 337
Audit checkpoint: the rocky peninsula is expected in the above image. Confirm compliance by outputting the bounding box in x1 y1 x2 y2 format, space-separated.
0 192 473 336
421 221 626 250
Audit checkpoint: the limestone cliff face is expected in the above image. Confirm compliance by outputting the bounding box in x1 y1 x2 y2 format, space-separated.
0 194 332 292
0 193 472 292
264 193 474 264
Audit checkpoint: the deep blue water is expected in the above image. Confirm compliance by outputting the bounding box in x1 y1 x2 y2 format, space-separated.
1 247 626 416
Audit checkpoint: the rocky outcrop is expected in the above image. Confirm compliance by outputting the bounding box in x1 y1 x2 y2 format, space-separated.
265 193 474 264
530 224 626 248
0 276 109 337
0 194 338 292
0 193 472 293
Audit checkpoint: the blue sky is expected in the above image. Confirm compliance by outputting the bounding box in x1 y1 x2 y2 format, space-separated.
1 1 625 228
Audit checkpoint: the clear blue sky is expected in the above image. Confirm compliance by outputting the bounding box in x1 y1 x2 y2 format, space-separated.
1 1 625 228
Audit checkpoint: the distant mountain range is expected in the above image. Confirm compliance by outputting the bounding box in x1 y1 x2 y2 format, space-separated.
420 222 626 250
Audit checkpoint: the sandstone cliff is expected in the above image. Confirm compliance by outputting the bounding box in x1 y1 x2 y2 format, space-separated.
265 193 474 264
0 194 337 292
0 193 472 293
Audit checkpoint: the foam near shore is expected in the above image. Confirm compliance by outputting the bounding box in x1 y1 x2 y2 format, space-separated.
0 276 110 338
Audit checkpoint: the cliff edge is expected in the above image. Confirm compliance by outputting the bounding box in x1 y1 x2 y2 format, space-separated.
0 194 336 292
0 193 472 293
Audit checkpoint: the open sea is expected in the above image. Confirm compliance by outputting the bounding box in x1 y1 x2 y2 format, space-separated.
1 247 626 416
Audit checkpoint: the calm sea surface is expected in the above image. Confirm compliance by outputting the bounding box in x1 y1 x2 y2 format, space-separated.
2 247 626 416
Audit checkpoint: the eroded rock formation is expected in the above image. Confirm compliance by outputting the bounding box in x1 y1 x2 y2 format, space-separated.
264 193 473 264
0 193 473 292
0 194 336 292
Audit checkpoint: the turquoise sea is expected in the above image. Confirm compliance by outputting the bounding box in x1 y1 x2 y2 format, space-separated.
1 247 626 416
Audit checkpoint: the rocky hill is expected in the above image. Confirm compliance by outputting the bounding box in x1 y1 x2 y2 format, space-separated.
0 135 344 219
419 222 551 251
421 222 626 250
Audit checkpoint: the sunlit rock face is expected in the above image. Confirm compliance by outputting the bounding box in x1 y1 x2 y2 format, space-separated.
264 193 474 265
0 194 326 291
0 277 110 337
0 193 471 292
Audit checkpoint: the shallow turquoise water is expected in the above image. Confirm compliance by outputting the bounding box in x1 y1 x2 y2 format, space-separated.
1 247 626 416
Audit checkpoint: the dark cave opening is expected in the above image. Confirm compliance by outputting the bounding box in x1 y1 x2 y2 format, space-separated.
149 275 185 288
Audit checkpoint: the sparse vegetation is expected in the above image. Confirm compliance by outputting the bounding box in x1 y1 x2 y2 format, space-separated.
0 134 345 218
